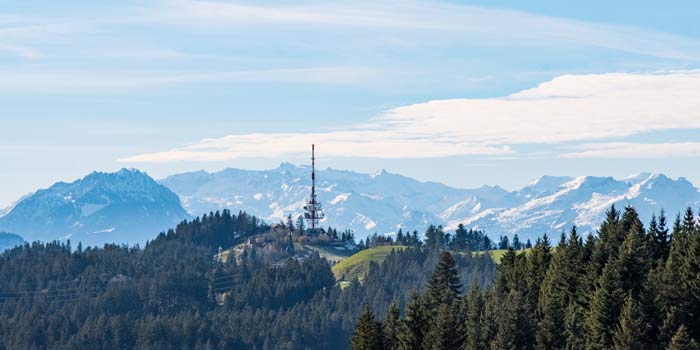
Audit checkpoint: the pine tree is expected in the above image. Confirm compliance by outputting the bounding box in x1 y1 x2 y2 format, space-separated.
682 207 696 234
512 234 521 250
296 215 305 233
499 236 510 250
465 282 485 350
426 252 462 307
494 248 527 295
585 263 624 350
423 296 462 350
491 290 531 350
667 325 700 350
657 208 700 343
453 224 468 251
351 305 384 350
384 302 401 350
536 227 584 350
526 235 551 318
588 205 622 278
657 210 670 261
398 291 427 350
612 294 644 350
615 224 652 298
564 301 585 350
286 214 295 232
680 209 700 340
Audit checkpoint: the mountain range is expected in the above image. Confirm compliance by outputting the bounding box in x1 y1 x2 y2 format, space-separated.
161 164 700 242
0 169 188 247
2 165 699 246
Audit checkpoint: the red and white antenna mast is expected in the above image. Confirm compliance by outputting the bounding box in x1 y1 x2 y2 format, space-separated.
304 144 324 232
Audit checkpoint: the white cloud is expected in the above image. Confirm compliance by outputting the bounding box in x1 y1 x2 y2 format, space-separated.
119 71 700 162
561 142 700 159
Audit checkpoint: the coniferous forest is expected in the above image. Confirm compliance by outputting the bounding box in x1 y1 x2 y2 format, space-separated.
1 205 700 349
352 205 700 350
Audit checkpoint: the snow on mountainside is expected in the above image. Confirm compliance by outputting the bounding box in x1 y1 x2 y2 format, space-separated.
160 163 514 237
0 169 189 246
3 166 697 245
161 166 700 241
457 173 700 240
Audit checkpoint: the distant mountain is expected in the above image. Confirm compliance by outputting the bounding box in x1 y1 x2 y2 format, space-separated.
0 169 189 246
3 166 697 244
0 232 24 252
161 165 700 241
457 173 700 240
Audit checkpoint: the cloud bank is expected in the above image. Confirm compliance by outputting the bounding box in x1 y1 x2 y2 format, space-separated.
119 71 700 163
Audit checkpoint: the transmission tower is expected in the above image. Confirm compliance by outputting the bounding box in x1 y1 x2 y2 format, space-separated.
303 144 324 232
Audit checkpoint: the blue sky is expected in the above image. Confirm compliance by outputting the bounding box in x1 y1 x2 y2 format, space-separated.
2 0 700 207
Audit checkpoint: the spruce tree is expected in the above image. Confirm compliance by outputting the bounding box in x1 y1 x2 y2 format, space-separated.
351 305 384 350
465 282 485 350
659 210 696 343
667 325 700 350
585 263 624 350
564 301 585 350
426 252 462 307
615 224 652 298
526 235 551 321
491 290 531 350
612 294 644 350
536 227 585 350
423 295 462 350
680 209 700 340
657 210 670 261
587 205 622 283
398 291 427 350
384 302 401 350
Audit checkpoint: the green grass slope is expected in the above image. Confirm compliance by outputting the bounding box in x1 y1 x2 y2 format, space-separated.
333 247 533 282
332 246 406 281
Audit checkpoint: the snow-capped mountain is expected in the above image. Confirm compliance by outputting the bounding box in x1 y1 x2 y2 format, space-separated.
3 166 698 245
451 173 700 240
0 169 189 247
161 165 700 241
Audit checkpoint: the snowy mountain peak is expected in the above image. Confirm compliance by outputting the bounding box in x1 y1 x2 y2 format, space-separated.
160 166 700 241
0 170 189 246
6 167 698 244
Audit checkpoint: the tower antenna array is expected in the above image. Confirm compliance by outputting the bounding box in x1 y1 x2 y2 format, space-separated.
304 144 324 232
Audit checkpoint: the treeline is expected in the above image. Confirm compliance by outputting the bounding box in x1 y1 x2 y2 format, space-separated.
359 224 494 252
351 205 700 349
0 210 497 349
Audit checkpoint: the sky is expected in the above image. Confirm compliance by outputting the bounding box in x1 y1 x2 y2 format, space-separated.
2 0 700 207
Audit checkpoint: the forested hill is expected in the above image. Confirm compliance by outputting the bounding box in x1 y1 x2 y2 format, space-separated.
0 209 496 349
2 205 700 349
352 205 700 350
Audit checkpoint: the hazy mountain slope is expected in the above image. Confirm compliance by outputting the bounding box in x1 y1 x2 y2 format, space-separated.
0 169 189 246
0 232 24 252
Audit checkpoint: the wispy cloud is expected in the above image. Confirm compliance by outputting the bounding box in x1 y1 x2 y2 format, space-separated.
147 0 700 61
561 142 700 159
119 71 700 162
0 67 382 90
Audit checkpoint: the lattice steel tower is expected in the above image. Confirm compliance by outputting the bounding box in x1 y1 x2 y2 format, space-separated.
304 144 324 232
